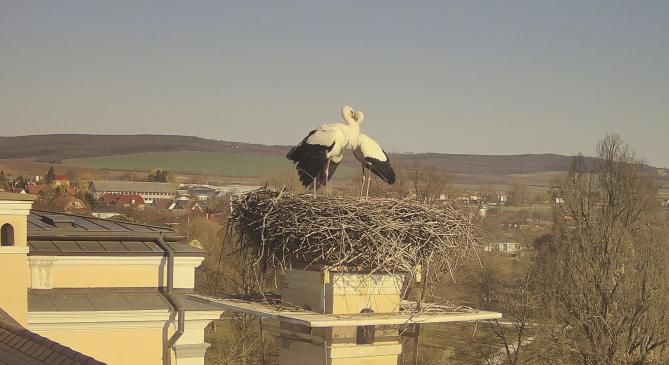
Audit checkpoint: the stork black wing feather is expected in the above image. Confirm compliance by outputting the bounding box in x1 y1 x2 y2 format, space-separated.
286 130 334 188
366 153 396 184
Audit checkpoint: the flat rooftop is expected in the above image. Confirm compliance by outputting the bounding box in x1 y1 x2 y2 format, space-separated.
24 210 204 257
189 294 502 328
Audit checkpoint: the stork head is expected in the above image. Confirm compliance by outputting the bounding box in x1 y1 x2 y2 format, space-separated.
353 110 364 124
342 105 363 125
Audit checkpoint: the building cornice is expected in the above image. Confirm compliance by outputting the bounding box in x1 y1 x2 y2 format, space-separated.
29 255 204 267
28 310 171 330
0 193 37 201
173 343 211 359
0 246 29 254
27 231 185 241
28 309 223 331
0 200 34 215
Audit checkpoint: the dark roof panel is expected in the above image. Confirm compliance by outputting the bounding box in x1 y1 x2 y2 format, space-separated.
49 294 94 312
28 240 203 257
26 241 58 252
74 241 105 253
26 210 204 257
126 293 169 310
54 241 83 253
84 293 131 311
97 241 126 252
29 291 224 313
28 210 173 234
0 315 105 365
121 242 152 252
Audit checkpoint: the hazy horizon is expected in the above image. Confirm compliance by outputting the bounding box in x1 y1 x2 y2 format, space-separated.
2 1 668 167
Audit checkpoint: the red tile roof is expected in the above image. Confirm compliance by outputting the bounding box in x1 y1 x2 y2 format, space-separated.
100 194 145 205
27 185 46 195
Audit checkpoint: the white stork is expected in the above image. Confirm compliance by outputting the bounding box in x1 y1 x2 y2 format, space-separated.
354 133 396 198
286 106 362 191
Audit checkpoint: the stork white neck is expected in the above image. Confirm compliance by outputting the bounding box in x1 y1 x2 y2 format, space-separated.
340 105 362 149
341 106 357 125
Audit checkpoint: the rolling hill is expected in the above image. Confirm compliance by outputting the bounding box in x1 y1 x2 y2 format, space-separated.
0 134 286 162
1 134 665 181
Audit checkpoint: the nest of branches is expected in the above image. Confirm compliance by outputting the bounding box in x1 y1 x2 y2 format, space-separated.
229 188 479 275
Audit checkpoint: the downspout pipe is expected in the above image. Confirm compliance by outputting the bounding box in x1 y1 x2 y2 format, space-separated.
156 236 185 365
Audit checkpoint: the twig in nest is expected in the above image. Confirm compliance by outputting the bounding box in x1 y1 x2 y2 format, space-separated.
228 187 480 276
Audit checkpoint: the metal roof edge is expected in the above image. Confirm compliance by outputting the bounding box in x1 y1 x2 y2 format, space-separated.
30 209 176 233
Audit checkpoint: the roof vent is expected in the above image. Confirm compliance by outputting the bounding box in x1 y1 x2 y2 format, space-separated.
41 214 76 228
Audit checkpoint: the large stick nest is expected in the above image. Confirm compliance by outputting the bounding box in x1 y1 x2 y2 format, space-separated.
229 188 479 274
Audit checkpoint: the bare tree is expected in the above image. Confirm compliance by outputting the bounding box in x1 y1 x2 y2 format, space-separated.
266 167 305 193
459 252 537 365
508 184 529 207
399 164 451 203
198 219 278 365
535 134 669 364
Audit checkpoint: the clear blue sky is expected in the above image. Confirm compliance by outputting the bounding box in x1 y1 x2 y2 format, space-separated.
1 1 667 167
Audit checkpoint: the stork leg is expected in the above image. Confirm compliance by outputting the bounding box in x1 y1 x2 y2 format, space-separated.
360 166 366 198
324 158 331 197
365 169 372 199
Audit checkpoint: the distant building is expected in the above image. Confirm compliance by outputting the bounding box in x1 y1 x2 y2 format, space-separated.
169 196 192 211
90 211 122 219
51 175 70 188
151 198 174 210
455 196 470 204
50 196 87 214
169 196 206 215
179 184 261 200
89 180 176 202
484 242 522 254
26 184 46 196
100 193 146 210
477 204 488 219
189 186 219 201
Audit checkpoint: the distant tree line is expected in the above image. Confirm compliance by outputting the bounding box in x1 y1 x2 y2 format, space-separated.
147 168 173 183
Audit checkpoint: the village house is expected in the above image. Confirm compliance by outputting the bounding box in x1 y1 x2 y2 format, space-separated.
185 186 218 201
169 196 206 216
0 193 223 364
51 175 71 188
179 184 262 201
100 193 146 210
26 184 47 196
483 242 522 254
49 196 88 214
89 181 176 203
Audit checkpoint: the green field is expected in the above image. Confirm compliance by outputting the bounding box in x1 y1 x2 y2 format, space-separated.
65 151 356 178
